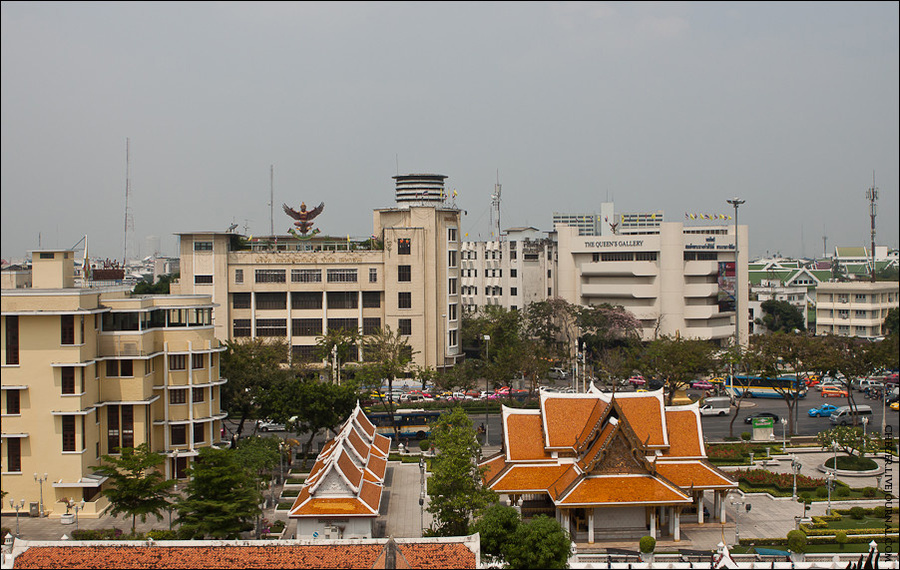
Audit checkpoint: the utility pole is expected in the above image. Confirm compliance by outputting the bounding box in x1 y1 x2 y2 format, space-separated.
866 173 878 282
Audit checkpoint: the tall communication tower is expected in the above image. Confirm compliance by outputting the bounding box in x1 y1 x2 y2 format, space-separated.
490 172 502 241
866 172 878 282
123 138 134 264
269 165 275 236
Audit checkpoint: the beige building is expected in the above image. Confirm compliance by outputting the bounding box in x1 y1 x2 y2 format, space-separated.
815 281 899 339
172 174 463 373
2 250 226 519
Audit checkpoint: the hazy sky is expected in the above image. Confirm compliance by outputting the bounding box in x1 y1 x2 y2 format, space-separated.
2 1 898 262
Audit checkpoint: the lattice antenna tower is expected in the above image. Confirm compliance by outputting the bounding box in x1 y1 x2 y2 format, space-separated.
866 172 878 282
490 170 502 241
123 138 134 264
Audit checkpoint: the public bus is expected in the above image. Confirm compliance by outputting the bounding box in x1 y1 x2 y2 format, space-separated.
365 409 446 440
724 375 807 399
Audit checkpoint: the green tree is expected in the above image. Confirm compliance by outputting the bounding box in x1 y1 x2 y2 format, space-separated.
787 529 807 553
363 326 417 440
640 336 716 404
882 307 899 337
426 407 495 536
503 515 571 569
577 303 642 353
745 332 814 436
220 338 292 439
316 326 361 383
175 447 262 539
94 444 175 534
132 273 177 295
758 299 806 333
471 503 521 560
808 334 879 426
816 426 876 458
234 435 281 483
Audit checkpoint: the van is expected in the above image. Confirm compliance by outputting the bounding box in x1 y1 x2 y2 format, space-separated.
699 396 732 416
548 367 569 380
829 404 873 425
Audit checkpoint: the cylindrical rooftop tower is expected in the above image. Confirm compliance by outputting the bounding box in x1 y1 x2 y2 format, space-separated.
393 174 448 206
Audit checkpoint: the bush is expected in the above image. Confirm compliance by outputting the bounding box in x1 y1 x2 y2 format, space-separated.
835 531 848 549
786 530 807 553
873 506 886 518
639 535 656 554
800 491 812 500
815 486 828 498
741 432 752 441
419 439 430 452
835 486 850 498
861 487 877 498
146 530 178 540
849 506 866 520
270 520 286 533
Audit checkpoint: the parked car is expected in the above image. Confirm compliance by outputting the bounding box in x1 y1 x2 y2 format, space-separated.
890 401 899 411
744 412 779 425
699 396 732 416
628 376 646 386
821 387 848 398
691 380 714 390
548 367 569 380
257 420 285 432
808 404 839 417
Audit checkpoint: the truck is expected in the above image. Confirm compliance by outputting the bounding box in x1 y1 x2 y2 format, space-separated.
698 396 732 416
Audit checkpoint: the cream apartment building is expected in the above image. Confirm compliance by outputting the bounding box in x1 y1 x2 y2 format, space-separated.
172 174 463 373
815 281 899 339
2 250 226 518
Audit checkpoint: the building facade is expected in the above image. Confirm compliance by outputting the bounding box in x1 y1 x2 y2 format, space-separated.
1 250 226 518
814 281 899 339
173 174 463 373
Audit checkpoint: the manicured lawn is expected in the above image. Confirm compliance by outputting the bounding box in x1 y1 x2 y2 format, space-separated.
803 541 898 553
827 515 896 530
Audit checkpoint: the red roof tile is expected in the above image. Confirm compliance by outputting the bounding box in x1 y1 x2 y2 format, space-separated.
504 412 552 461
540 394 600 449
662 407 704 457
490 464 572 493
558 474 691 506
614 394 667 448
655 461 736 489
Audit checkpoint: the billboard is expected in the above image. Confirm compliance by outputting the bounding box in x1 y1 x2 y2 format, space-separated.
717 261 736 313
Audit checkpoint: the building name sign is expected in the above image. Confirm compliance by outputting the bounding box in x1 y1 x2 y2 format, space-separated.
583 240 644 249
685 236 736 251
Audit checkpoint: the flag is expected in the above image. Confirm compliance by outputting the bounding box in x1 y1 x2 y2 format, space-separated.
453 189 458 198
82 235 90 281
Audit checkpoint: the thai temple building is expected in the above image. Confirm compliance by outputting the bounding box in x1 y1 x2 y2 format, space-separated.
288 403 392 539
479 388 737 544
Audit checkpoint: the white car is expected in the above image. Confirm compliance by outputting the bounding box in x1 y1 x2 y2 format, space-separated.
256 420 285 432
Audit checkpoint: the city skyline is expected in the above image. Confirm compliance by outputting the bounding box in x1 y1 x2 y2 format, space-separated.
2 2 898 262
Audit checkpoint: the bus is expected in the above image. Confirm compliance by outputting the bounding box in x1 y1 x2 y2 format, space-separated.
366 409 446 440
724 375 808 399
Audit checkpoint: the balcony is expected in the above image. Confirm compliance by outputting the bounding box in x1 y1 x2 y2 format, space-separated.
581 283 658 299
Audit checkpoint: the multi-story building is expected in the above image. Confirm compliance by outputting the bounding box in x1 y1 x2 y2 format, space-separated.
814 281 899 339
553 204 664 237
172 174 463 373
1 250 226 518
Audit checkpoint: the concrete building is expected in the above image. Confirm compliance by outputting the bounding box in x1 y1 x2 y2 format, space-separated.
814 280 899 339
1 250 226 519
172 174 463 373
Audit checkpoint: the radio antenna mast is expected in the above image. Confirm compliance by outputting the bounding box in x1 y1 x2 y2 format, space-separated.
123 138 133 265
269 165 275 236
866 171 878 282
490 170 502 241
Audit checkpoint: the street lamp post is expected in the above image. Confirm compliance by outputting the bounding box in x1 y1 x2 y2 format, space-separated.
73 500 85 530
278 442 285 485
726 198 745 349
826 472 835 516
10 499 25 536
791 455 802 500
34 473 48 518
483 334 490 446
730 494 744 546
419 457 426 536
862 416 868 439
781 418 788 450
831 440 839 473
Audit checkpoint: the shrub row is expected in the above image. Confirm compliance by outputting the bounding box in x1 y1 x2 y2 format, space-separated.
740 534 897 547
733 468 828 491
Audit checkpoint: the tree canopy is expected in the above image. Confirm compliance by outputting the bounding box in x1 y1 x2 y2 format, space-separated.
94 444 175 534
758 299 806 333
220 338 293 438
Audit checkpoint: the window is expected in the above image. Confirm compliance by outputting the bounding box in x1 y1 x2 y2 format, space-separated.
62 367 76 395
256 319 287 337
255 269 286 283
170 389 188 405
327 291 358 309
398 292 412 309
448 304 457 321
192 354 205 369
448 278 457 295
292 269 322 283
5 315 19 365
194 275 213 284
169 354 187 370
193 423 205 444
291 345 319 362
449 329 458 347
510 269 517 278
363 317 381 335
509 250 517 260
398 238 411 255
256 292 286 310
292 292 323 310
635 252 658 261
327 269 357 283
327 318 358 333
120 360 133 377
855 294 867 302
233 319 251 337
448 228 458 241
62 416 76 452
194 241 213 251
61 314 75 345
369 268 378 283
233 293 251 309
235 269 243 284
448 251 457 267
398 318 412 336
292 318 322 336
7 437 21 472
171 425 187 446
362 291 381 308
398 265 411 282
193 387 205 402
511 287 518 296
6 389 21 415
121 406 133 449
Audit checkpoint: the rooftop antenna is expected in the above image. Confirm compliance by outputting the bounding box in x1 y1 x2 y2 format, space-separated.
269 165 274 236
490 170 502 241
123 138 133 265
822 226 828 259
866 171 878 282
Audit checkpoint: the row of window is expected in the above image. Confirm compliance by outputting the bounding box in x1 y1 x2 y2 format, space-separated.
168 386 216 405
102 308 213 332
233 317 388 338
233 291 383 311
592 252 660 262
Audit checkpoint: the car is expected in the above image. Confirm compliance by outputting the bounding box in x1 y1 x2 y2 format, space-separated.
628 376 646 386
743 412 779 424
691 380 714 390
709 377 725 384
808 404 839 417
890 401 899 411
821 387 848 398
548 367 569 380
256 420 285 432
